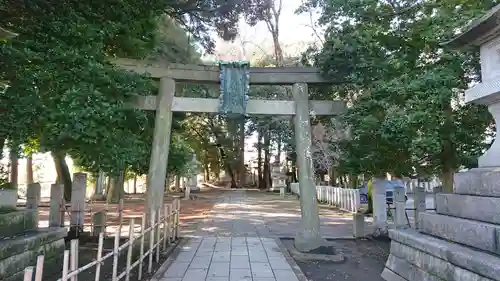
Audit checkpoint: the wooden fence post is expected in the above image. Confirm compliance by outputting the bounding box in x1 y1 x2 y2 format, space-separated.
94 233 104 281
156 209 161 262
138 214 146 280
148 210 156 273
112 229 120 280
62 250 70 281
34 255 44 281
70 239 78 281
175 199 180 239
23 266 33 281
125 218 135 281
163 204 170 248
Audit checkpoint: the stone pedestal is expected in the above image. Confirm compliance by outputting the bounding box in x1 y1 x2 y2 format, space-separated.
382 167 500 281
382 6 500 281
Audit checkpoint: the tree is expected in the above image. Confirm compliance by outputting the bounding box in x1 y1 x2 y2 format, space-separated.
0 0 247 202
300 0 496 192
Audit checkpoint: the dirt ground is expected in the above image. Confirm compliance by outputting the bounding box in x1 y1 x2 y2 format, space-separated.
33 185 224 281
281 237 390 281
36 184 224 235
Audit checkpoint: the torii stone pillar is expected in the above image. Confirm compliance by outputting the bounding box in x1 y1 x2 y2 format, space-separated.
145 78 175 212
292 83 323 252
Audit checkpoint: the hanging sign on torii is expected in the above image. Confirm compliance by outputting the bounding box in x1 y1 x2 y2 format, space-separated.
113 58 345 116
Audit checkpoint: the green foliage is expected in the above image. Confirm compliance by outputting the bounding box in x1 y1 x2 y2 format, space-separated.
300 0 496 185
0 0 248 185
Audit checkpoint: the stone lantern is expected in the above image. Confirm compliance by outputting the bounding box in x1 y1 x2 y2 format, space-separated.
381 4 500 281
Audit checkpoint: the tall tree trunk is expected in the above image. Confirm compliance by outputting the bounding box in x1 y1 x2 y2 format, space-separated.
440 100 455 193
226 165 238 189
204 165 210 182
133 175 137 194
257 129 263 189
26 155 34 184
175 176 181 191
52 150 72 201
276 136 282 164
9 145 18 187
107 170 125 203
0 136 5 159
239 117 246 185
263 131 271 190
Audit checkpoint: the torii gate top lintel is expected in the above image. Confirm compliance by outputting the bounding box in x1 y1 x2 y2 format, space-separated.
112 58 346 116
112 58 335 85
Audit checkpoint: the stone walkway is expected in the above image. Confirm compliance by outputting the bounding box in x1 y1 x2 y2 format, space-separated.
162 237 299 281
160 189 368 281
182 190 369 238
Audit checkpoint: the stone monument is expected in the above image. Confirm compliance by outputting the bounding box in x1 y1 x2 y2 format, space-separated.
184 154 200 198
381 5 500 281
271 162 287 196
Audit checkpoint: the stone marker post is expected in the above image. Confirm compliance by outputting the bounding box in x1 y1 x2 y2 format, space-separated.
92 211 107 236
413 181 426 229
292 82 323 252
433 185 443 210
49 184 64 227
71 173 87 233
393 186 407 229
372 179 388 236
26 183 41 225
352 213 365 238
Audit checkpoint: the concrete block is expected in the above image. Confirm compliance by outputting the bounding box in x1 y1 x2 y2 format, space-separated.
0 236 65 280
352 213 365 238
0 190 17 209
0 210 37 239
389 229 500 281
381 268 407 281
436 193 500 224
384 254 441 281
0 227 66 261
390 241 492 281
454 168 500 197
419 212 500 255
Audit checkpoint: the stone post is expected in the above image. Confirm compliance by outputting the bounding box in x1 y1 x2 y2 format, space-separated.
393 186 407 229
49 184 64 227
292 82 323 252
26 183 41 225
71 173 87 233
433 185 442 210
413 181 426 229
352 213 365 238
92 211 107 236
145 78 175 212
372 179 388 236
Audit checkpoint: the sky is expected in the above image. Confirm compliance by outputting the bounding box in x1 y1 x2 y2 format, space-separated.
209 0 324 61
210 0 325 165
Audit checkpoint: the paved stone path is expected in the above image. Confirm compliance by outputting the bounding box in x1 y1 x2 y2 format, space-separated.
162 237 299 281
182 190 368 238
160 189 362 281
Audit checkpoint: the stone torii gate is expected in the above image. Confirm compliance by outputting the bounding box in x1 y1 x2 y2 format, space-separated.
113 58 345 250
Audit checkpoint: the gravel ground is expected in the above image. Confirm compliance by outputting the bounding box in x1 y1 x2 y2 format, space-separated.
281 237 390 281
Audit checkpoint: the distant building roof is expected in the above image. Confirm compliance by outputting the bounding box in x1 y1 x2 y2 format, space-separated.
444 4 500 48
